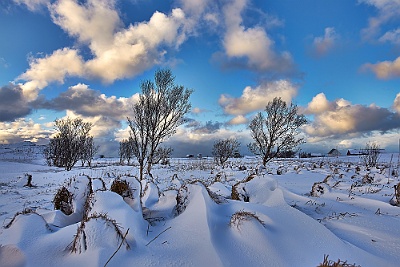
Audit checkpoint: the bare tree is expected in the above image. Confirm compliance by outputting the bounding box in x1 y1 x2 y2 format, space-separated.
360 142 381 167
248 97 307 166
80 136 99 167
127 69 192 181
212 138 240 168
44 117 94 171
152 146 173 165
119 137 135 165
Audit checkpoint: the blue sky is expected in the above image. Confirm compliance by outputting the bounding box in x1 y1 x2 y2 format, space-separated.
0 0 400 157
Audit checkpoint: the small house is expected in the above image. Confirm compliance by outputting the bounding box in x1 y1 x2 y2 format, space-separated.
346 149 366 156
327 149 341 157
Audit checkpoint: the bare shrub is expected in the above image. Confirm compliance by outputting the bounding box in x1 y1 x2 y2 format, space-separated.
53 186 73 215
229 210 265 230
110 179 133 199
119 137 135 165
174 184 189 216
318 254 360 267
390 182 400 206
231 174 256 201
44 117 95 171
311 182 325 197
152 146 173 165
360 142 381 168
212 138 240 168
362 173 373 184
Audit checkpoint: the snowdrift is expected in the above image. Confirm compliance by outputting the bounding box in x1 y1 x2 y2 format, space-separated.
1 155 400 266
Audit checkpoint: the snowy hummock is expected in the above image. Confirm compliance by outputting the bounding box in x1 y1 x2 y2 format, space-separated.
0 145 399 266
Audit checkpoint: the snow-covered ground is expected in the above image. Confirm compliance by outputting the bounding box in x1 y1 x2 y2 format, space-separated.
0 144 399 267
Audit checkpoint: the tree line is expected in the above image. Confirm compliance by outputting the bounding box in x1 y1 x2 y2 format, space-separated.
44 68 307 174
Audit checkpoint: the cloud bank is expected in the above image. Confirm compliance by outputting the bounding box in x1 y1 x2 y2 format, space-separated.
304 93 400 138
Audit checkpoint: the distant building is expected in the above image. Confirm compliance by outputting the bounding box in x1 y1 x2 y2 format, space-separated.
346 149 366 156
327 149 341 157
347 148 384 156
310 153 323 157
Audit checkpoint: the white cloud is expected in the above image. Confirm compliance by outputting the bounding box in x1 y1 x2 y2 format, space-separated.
361 56 400 79
17 0 191 99
221 0 294 72
379 28 400 44
312 27 338 57
303 93 332 114
359 0 400 42
50 0 120 53
18 48 84 100
13 0 49 11
394 93 400 113
219 80 297 116
227 115 248 125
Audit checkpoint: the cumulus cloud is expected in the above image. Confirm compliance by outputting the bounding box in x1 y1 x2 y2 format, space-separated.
303 93 334 114
0 118 52 144
219 79 297 116
39 83 139 119
311 27 338 57
304 94 400 138
18 48 84 100
219 0 294 73
228 115 248 125
361 56 400 79
359 0 400 42
16 0 191 100
0 84 32 122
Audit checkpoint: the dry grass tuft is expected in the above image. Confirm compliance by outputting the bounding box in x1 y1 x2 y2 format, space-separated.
311 182 325 197
317 254 360 267
110 179 133 199
231 174 256 201
69 212 130 254
4 208 51 231
174 184 189 216
53 186 73 215
229 210 265 230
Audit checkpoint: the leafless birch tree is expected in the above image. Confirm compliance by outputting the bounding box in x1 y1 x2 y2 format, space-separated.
44 117 95 171
127 69 192 181
248 97 307 166
212 138 240 168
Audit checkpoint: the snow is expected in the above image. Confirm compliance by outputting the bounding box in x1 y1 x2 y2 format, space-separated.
0 144 400 266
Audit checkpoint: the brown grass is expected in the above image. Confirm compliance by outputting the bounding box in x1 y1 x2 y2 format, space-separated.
229 210 265 230
110 179 133 199
317 254 360 267
53 186 73 215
